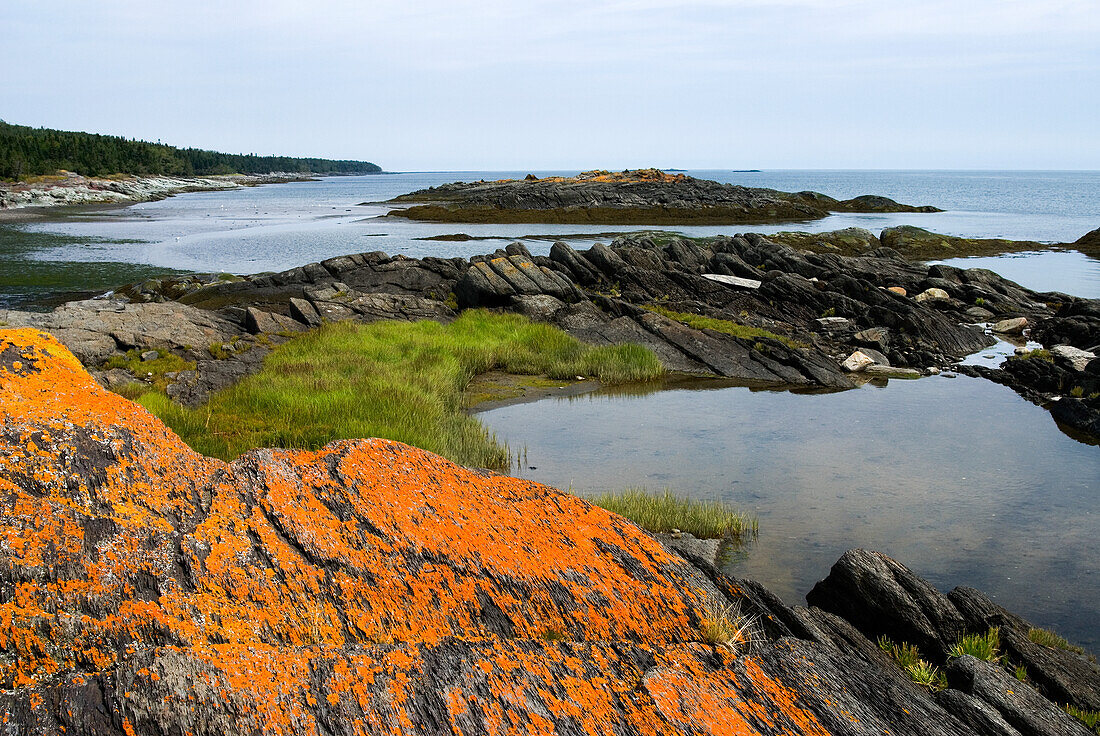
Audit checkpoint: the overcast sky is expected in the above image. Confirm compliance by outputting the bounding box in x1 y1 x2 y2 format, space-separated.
2 0 1097 170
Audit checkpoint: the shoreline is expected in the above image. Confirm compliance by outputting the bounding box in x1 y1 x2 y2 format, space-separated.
0 171 316 220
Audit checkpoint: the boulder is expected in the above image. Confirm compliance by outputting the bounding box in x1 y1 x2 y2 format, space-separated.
914 288 951 303
992 317 1028 335
842 351 876 372
806 549 967 661
1050 344 1097 372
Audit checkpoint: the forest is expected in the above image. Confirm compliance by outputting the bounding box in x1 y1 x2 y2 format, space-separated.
0 120 381 180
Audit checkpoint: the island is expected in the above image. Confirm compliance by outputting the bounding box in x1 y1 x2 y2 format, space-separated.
385 168 941 225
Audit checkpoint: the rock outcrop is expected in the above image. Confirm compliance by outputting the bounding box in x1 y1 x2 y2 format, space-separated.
1 330 1096 734
386 169 941 225
4 228 1096 434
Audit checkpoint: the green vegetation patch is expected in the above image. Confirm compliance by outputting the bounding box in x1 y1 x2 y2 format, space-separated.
950 627 1001 662
1065 705 1100 735
103 349 195 392
642 304 805 349
1013 349 1054 363
134 310 661 470
877 636 948 692
586 488 758 542
1028 626 1085 654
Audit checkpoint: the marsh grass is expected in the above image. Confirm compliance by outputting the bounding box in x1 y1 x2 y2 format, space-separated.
587 488 758 542
951 627 1001 662
877 636 947 692
1029 627 1085 654
134 310 662 470
642 304 805 349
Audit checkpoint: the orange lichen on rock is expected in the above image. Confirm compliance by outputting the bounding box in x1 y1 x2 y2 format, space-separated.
0 328 895 735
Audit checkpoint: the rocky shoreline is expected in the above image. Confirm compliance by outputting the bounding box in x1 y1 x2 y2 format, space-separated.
0 329 1097 735
1 227 1096 437
0 171 313 215
386 168 942 225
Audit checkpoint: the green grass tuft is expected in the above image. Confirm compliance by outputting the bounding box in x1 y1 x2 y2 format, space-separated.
699 599 753 652
642 304 805 349
587 488 758 541
132 310 661 470
1014 349 1053 363
102 349 195 392
1065 705 1100 735
1029 627 1085 654
878 636 947 692
951 627 1001 662
1014 664 1028 682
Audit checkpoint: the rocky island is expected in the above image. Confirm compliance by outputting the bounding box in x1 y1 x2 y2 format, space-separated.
386 168 941 225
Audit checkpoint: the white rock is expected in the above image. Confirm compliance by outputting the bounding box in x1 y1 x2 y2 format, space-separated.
1051 344 1097 371
701 273 762 289
914 287 950 303
815 317 851 330
842 350 875 372
863 365 921 378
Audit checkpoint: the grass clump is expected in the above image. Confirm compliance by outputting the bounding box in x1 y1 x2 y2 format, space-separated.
1014 664 1028 682
102 349 195 392
1029 627 1085 654
951 627 1001 662
699 599 753 651
1014 349 1053 363
134 310 662 470
878 636 947 692
642 304 805 349
1065 705 1100 735
587 488 758 542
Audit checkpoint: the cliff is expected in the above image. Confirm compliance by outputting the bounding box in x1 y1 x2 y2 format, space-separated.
1 328 1097 735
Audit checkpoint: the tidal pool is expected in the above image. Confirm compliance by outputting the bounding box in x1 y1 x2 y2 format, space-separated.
479 373 1099 650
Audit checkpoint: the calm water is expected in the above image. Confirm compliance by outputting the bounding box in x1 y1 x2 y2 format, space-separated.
2 170 1099 307
480 372 1100 650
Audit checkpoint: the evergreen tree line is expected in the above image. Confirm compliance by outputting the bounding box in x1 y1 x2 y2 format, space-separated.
0 120 381 180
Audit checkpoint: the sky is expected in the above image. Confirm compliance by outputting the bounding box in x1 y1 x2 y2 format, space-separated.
1 0 1098 171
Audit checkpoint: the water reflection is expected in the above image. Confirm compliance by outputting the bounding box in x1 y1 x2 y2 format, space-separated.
480 373 1100 650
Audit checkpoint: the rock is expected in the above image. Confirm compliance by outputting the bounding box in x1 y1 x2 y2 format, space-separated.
966 307 996 321
856 347 891 366
244 306 306 335
992 317 1028 335
288 296 322 326
1051 344 1097 372
934 689 1027 736
806 549 967 662
863 365 921 378
915 288 951 303
140 349 159 361
701 273 762 289
947 656 1092 736
842 350 876 372
854 326 891 350
815 317 852 331
888 286 907 296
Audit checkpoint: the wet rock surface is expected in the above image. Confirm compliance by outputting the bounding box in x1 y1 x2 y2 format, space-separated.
0 331 1096 735
386 169 941 225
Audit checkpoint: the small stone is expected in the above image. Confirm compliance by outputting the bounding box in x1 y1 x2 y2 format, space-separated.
842 351 875 372
815 317 851 331
914 287 950 303
927 367 941 375
887 286 907 296
863 365 921 378
854 327 890 350
992 317 1028 335
141 350 159 362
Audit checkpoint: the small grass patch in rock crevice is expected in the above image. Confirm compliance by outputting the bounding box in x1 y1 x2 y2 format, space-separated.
877 636 948 692
102 349 195 392
1065 705 1100 735
642 304 806 350
1028 626 1086 654
133 310 662 470
585 488 758 543
950 627 1001 662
